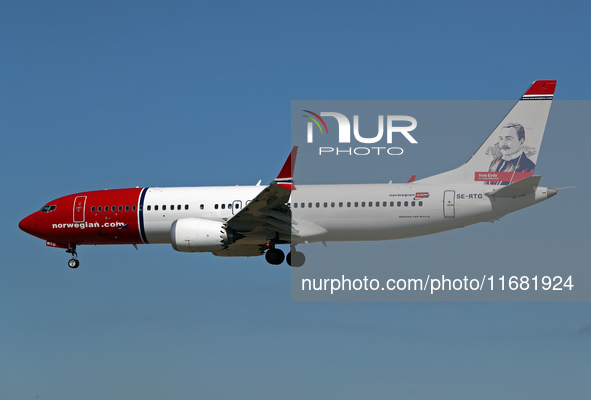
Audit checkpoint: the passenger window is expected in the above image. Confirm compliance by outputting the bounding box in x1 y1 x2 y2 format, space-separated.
331 202 335 208
339 202 343 207
215 204 218 209
375 202 379 207
361 202 365 207
390 201 394 207
383 202 387 207
301 203 305 208
147 205 151 211
411 201 415 206
112 206 116 212
163 205 167 211
91 206 95 212
155 205 159 211
368 202 372 207
347 202 351 207
199 205 202 210
293 203 298 208
324 202 328 208
221 204 225 209
404 201 408 207
355 202 358 207
125 205 130 211
177 205 181 210
419 201 423 206
118 206 122 211
397 201 401 207
228 204 231 209
316 202 320 208
133 206 137 211
98 206 102 212
308 203 312 208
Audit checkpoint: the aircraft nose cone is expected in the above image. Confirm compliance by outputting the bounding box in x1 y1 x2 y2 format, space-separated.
19 214 37 235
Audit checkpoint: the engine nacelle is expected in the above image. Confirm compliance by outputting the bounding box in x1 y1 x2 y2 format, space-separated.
170 218 228 253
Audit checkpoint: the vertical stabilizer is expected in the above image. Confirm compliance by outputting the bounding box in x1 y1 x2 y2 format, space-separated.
419 80 556 185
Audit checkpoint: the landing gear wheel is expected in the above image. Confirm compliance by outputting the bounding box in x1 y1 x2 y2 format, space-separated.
286 251 305 267
66 244 79 269
265 248 285 265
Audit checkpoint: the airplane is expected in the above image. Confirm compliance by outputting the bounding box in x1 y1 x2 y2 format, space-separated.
19 80 558 269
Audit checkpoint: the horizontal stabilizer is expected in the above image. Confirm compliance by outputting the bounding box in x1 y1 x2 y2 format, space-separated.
485 176 541 198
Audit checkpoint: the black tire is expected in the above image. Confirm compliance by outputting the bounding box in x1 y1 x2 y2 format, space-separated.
287 251 305 267
68 259 80 269
265 248 285 265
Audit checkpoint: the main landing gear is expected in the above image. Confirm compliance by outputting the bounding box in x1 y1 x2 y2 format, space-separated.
66 245 79 269
287 247 305 268
265 245 305 267
265 246 285 265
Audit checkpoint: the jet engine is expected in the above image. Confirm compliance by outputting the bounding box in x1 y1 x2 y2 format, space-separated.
170 218 230 253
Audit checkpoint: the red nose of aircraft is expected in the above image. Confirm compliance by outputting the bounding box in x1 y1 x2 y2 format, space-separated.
19 213 39 237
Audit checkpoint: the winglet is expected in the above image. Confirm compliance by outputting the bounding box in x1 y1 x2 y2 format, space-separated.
273 146 298 190
407 175 417 183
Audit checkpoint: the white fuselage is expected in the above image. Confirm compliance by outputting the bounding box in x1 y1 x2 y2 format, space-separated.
141 183 553 245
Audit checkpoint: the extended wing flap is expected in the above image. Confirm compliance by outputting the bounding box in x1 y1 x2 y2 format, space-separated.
227 184 292 232
226 147 298 241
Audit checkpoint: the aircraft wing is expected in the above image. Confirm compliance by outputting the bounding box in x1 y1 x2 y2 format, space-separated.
223 147 297 243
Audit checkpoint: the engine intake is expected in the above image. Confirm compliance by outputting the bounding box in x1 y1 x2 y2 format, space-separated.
170 218 228 253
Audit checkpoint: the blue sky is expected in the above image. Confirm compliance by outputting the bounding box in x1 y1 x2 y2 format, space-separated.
1 1 590 399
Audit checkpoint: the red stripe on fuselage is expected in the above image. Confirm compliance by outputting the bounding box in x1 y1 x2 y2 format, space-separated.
22 188 144 245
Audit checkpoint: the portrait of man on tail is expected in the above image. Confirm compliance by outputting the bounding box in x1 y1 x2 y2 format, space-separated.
487 123 536 185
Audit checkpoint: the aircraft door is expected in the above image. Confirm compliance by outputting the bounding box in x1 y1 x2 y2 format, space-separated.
73 196 87 223
443 190 455 218
231 200 242 215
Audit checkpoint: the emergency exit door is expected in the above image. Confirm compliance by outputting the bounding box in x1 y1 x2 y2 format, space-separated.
231 200 242 215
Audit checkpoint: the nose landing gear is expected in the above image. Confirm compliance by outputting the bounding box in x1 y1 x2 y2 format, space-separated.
66 245 79 269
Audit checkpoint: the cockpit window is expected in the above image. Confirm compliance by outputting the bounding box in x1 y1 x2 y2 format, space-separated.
40 205 57 213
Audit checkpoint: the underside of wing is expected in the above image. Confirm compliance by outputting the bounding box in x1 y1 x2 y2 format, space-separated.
225 183 293 243
223 147 298 247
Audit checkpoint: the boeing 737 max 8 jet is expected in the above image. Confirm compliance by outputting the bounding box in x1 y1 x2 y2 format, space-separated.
19 80 558 268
